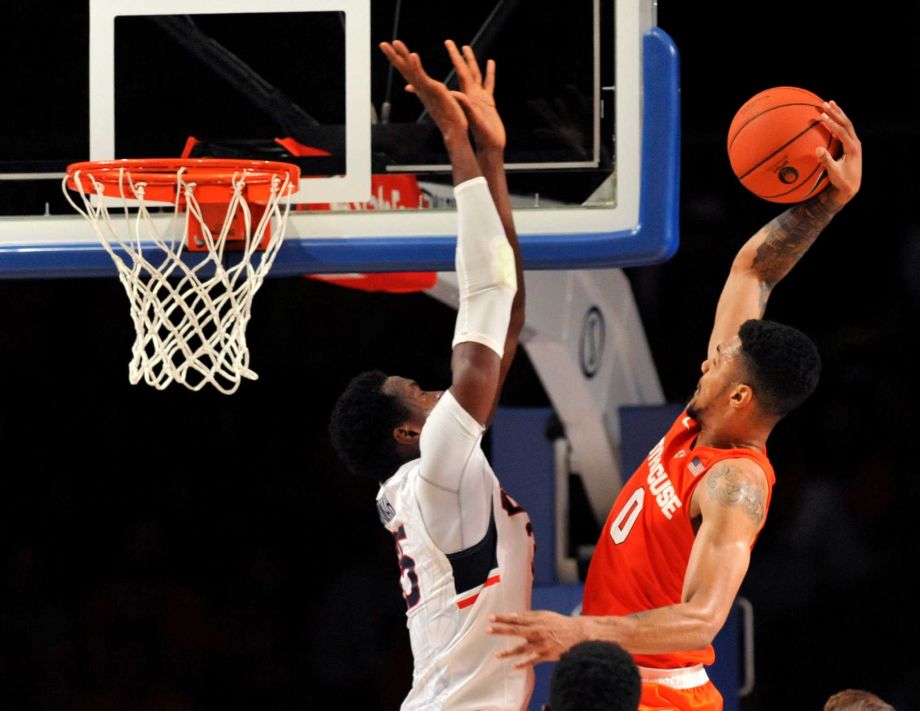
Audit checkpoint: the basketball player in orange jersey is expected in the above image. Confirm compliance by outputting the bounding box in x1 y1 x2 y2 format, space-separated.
329 40 535 710
487 100 862 710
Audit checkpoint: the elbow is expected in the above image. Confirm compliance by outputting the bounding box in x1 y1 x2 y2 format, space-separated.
728 253 757 279
687 603 726 649
695 617 722 650
685 601 727 649
683 622 719 653
730 252 776 292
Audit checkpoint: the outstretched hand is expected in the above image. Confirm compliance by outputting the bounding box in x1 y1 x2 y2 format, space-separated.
818 100 861 204
444 40 506 151
487 610 585 668
379 40 468 140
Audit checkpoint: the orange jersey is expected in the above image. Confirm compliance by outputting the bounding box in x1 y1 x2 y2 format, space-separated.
582 412 775 669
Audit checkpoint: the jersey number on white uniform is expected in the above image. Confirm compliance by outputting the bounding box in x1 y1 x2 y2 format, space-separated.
393 525 421 609
500 488 536 576
609 488 644 544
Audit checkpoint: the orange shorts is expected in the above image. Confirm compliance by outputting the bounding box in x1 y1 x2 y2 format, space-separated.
638 665 723 711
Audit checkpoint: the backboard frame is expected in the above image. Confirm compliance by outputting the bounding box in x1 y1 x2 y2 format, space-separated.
0 1 679 278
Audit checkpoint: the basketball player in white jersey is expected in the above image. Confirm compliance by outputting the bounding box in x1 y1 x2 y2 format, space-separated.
329 39 533 710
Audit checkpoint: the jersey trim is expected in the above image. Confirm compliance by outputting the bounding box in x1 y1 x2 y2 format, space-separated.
638 664 709 689
446 510 498 594
456 574 502 609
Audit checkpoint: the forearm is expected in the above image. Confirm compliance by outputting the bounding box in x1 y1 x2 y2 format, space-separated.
476 148 524 332
476 150 516 245
581 603 718 656
446 134 482 186
709 188 846 352
449 171 515 423
475 148 523 428
736 188 845 290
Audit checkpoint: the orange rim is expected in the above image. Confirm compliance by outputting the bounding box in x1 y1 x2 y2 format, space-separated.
65 158 301 202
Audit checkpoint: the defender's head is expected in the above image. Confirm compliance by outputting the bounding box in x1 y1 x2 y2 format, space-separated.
686 319 821 430
329 370 443 481
548 641 641 711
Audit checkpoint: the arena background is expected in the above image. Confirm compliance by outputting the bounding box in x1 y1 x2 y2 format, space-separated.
0 2 917 709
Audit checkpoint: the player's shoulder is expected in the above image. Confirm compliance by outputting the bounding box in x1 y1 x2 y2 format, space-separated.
422 389 485 441
698 456 769 526
712 454 766 476
705 456 769 493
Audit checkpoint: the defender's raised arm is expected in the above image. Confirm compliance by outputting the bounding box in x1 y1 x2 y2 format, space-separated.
444 39 524 425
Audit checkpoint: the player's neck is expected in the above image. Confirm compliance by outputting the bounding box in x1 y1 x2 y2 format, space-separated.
696 422 768 451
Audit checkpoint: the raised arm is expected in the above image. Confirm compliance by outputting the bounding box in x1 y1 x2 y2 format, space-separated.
445 40 524 424
379 40 520 555
487 457 768 665
707 100 862 359
380 40 511 428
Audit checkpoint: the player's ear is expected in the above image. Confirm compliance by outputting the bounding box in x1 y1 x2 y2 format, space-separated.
729 383 753 409
393 425 421 446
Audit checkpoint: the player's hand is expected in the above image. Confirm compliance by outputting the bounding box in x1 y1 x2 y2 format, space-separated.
379 40 468 140
487 610 584 668
444 40 506 151
818 100 861 205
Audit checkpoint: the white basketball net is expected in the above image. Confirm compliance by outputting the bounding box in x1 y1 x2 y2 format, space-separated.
63 166 295 395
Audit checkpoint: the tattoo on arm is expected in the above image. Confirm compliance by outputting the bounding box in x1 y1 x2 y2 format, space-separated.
752 191 843 288
706 462 766 525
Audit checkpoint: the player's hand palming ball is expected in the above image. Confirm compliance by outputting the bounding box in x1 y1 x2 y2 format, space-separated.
728 87 841 203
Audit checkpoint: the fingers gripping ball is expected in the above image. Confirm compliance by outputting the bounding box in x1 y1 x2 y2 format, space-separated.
728 87 841 203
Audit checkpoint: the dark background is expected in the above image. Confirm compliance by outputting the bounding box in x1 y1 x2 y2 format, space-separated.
1 2 918 710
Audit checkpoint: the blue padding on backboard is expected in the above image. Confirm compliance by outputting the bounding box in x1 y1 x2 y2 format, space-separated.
0 244 117 280
0 28 679 278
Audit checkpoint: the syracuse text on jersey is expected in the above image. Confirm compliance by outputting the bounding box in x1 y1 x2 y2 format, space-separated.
646 437 681 519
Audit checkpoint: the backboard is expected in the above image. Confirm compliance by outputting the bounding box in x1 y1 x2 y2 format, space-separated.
0 0 679 277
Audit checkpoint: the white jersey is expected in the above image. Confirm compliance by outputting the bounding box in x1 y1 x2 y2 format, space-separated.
377 392 534 711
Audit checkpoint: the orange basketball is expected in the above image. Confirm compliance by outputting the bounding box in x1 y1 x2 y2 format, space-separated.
727 87 840 203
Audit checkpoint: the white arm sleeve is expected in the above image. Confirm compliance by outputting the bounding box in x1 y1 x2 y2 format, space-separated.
416 390 493 555
452 176 517 356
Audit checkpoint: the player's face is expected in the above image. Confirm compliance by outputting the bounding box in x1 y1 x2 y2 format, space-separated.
383 375 444 425
687 335 743 423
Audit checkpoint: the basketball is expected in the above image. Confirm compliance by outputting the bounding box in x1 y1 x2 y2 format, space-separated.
727 87 840 203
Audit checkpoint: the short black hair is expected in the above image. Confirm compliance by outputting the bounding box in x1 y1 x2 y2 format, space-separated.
738 319 821 418
328 370 411 481
549 641 641 711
